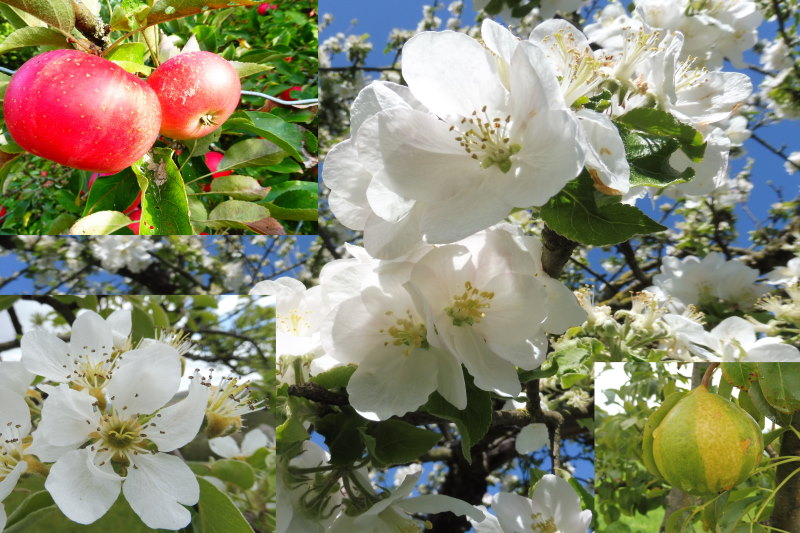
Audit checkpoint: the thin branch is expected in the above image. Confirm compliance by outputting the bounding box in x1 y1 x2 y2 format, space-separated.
617 241 649 286
7 306 22 336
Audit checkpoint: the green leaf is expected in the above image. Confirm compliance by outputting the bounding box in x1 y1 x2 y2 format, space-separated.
224 111 304 161
130 304 155 342
104 42 147 64
208 459 256 490
616 107 706 160
204 200 270 231
310 365 357 389
69 210 132 235
197 476 255 533
364 419 441 466
44 213 76 235
229 61 272 78
275 416 309 451
263 189 317 221
618 126 695 187
315 410 368 466
4 491 53 530
110 60 152 75
541 172 667 245
747 380 793 426
209 175 270 201
131 148 193 235
757 362 800 414
218 138 287 170
518 359 559 383
721 363 758 391
0 296 19 311
422 372 492 463
109 1 150 31
145 0 260 27
0 27 69 55
0 0 75 32
83 169 140 216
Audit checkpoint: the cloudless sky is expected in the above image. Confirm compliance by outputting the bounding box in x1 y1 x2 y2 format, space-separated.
320 0 800 248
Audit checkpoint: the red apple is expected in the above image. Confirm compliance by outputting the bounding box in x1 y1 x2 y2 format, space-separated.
3 49 162 173
146 51 241 140
127 207 142 234
204 151 232 178
279 86 302 101
258 3 277 15
0 205 6 219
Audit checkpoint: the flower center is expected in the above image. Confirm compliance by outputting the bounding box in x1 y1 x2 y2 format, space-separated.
530 512 559 533
0 424 25 481
614 27 661 83
675 56 709 92
66 343 118 390
380 310 429 355
280 308 312 337
92 411 149 465
445 281 494 327
539 31 607 106
450 106 520 173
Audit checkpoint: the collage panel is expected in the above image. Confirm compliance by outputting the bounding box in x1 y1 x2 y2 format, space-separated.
0 1 317 236
596 362 800 533
0 294 275 531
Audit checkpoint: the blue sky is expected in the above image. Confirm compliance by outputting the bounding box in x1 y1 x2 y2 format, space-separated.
0 236 317 293
320 0 799 248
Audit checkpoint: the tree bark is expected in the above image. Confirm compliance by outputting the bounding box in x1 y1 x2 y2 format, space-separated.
770 412 800 533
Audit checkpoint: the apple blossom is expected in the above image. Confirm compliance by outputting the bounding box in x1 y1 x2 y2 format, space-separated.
348 23 583 245
665 315 800 362
469 475 592 533
515 423 550 455
650 252 769 311
766 257 800 286
89 236 156 273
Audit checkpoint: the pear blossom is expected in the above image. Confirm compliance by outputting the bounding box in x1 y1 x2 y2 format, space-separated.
469 475 592 533
651 252 769 311
0 361 34 395
210 428 273 460
20 310 179 404
0 390 33 532
202 372 266 439
29 368 209 530
329 467 485 532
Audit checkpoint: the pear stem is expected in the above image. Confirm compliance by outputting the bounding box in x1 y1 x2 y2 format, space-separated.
700 362 720 389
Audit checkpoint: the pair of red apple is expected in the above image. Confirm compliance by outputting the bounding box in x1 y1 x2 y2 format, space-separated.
3 48 241 174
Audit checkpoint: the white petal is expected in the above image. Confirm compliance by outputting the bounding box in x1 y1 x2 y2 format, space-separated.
402 31 505 118
347 349 440 421
495 492 536 532
241 429 269 455
0 389 31 439
0 361 34 395
350 80 421 133
432 346 468 411
208 436 240 458
530 474 587 533
46 449 121 525
25 426 78 462
106 309 132 348
124 453 198 530
20 329 72 382
746 339 800 362
451 329 522 397
469 506 503 533
106 342 181 414
146 373 209 452
577 109 630 195
0 461 26 502
363 209 424 260
36 384 96 447
515 423 550 454
70 311 115 366
418 183 513 244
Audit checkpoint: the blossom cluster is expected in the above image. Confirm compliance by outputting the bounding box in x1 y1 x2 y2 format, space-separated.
572 252 800 362
0 309 266 530
324 15 753 258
